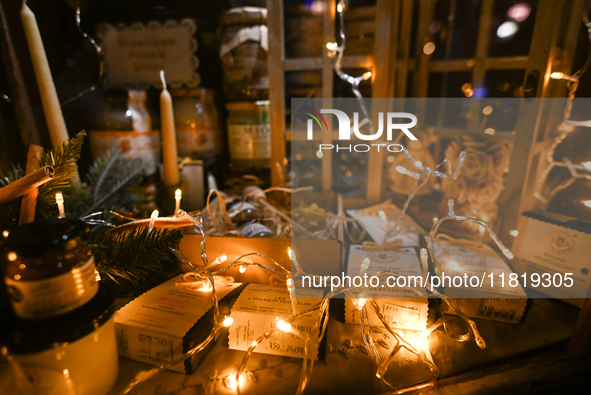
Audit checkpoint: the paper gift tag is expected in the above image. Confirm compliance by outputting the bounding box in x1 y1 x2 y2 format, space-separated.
115 275 241 373
347 207 424 247
344 245 428 330
426 237 528 324
511 212 591 300
229 284 323 359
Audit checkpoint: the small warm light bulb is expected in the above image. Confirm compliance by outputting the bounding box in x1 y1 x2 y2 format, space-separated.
7 252 17 262
223 315 234 327
200 281 212 292
337 2 344 13
316 150 324 159
356 297 366 310
148 209 159 231
423 42 436 55
432 216 439 223
288 248 296 260
482 106 493 115
224 373 247 391
209 254 227 267
55 192 65 218
2 230 8 238
378 210 388 225
583 161 591 170
584 200 591 208
550 72 564 79
416 336 428 348
326 42 337 51
501 247 514 260
509 229 519 237
447 260 463 271
360 257 370 271
239 265 247 274
174 189 182 214
276 318 291 332
362 71 372 80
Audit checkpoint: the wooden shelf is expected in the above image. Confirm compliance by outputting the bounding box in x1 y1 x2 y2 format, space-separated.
284 55 374 71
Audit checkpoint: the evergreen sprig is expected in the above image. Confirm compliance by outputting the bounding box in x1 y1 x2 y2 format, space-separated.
35 131 86 220
93 227 183 287
81 148 150 216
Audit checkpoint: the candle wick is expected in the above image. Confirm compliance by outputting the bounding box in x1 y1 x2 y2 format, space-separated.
160 70 166 90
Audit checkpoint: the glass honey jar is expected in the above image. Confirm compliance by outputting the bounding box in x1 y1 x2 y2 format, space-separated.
3 219 98 320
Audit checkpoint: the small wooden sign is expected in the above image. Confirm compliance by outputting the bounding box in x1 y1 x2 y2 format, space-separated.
97 19 200 89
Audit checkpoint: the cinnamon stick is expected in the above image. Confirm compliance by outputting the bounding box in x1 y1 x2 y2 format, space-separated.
0 165 54 203
19 145 44 224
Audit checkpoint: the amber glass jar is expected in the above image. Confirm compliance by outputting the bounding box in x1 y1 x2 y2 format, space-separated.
226 101 271 169
220 7 269 101
3 219 98 320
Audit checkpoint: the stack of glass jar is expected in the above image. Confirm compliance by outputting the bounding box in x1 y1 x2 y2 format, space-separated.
220 7 271 171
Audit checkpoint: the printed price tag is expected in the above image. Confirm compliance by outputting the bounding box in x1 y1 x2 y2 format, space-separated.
229 284 322 359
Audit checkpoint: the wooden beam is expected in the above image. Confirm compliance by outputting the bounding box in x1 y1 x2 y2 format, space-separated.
266 0 286 187
321 0 335 192
284 55 373 71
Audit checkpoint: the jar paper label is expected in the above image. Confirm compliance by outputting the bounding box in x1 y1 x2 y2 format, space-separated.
5 257 98 320
227 124 271 160
176 125 221 158
89 130 161 175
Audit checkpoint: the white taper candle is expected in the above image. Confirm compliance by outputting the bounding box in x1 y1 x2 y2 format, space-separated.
160 70 179 185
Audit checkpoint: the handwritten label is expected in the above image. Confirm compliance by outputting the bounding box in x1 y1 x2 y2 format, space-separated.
97 19 200 89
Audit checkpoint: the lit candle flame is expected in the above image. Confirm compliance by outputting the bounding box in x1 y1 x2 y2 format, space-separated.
55 193 65 218
174 189 182 215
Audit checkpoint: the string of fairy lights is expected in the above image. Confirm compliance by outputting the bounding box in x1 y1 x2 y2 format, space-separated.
120 2 512 393
535 0 591 207
116 190 518 394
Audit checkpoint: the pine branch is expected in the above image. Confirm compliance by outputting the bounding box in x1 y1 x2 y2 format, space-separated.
35 131 86 220
81 149 150 216
89 148 120 204
92 227 183 287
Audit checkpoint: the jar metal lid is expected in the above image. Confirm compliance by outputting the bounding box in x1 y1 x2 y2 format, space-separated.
221 7 267 26
4 219 90 257
0 283 116 354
